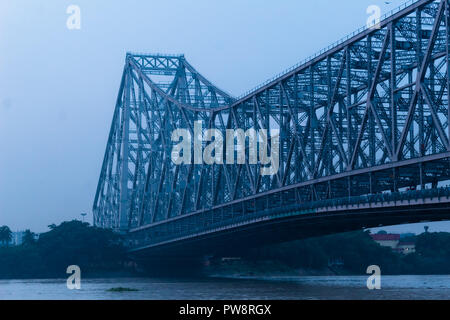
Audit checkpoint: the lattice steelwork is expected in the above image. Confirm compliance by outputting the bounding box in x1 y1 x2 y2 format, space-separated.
94 0 450 238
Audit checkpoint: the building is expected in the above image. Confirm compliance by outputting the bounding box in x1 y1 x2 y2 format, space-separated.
395 242 416 255
370 234 400 249
370 233 416 255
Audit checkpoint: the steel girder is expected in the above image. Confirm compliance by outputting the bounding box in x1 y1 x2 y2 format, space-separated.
93 54 234 231
94 0 450 235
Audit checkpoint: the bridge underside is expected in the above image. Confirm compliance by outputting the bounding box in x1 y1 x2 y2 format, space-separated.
129 194 450 263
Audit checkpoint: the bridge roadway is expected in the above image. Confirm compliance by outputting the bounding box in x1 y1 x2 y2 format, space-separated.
127 187 450 270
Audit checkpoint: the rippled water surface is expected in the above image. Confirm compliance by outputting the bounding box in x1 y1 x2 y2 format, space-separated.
1 275 450 300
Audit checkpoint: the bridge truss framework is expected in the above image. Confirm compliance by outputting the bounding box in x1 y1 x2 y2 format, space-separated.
93 0 450 250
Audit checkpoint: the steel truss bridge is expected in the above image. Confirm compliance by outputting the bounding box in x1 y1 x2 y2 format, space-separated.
94 0 450 262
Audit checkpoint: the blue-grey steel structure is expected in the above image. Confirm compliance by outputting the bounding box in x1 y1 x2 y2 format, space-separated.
94 0 450 258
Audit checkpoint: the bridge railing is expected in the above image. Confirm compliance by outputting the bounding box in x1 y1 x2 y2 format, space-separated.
128 186 450 249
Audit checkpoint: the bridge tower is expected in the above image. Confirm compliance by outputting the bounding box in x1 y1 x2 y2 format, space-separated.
93 53 234 232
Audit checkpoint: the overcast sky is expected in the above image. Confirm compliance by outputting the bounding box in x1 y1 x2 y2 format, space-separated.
1 0 448 234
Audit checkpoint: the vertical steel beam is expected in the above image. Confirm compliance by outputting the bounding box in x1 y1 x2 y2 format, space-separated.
390 23 398 156
118 63 131 232
446 0 450 148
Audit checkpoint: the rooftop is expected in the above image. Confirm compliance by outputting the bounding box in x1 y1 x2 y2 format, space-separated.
371 234 401 241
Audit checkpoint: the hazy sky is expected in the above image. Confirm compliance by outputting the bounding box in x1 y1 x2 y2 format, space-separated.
1 0 448 234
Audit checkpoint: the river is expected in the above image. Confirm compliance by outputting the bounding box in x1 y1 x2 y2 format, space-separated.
1 275 450 300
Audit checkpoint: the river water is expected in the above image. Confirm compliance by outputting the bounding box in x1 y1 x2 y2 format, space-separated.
1 275 450 300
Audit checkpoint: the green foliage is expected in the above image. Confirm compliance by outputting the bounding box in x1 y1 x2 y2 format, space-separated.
37 220 124 275
22 230 36 246
243 231 450 275
244 231 403 274
415 232 450 257
0 220 125 279
0 246 46 278
3 221 450 278
0 225 12 246
405 232 450 274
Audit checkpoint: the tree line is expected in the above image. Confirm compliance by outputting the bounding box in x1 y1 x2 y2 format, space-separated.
240 230 450 275
0 226 36 247
2 221 450 278
0 221 126 279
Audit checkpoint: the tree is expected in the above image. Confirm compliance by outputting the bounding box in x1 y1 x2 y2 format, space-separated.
22 230 36 246
37 220 124 275
0 220 126 279
0 226 12 247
